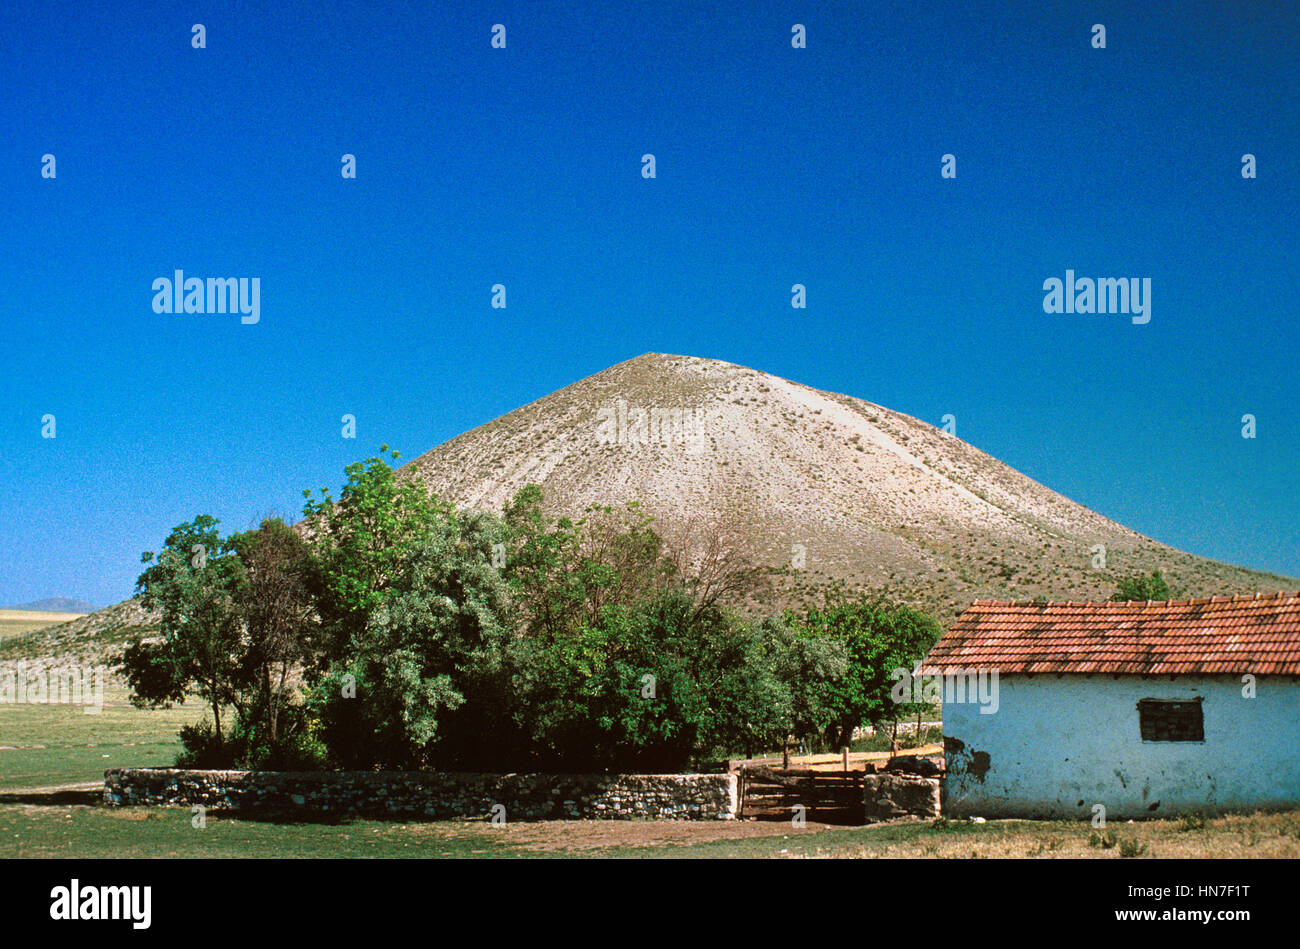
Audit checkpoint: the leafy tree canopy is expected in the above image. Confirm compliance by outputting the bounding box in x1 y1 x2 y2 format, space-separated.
1111 569 1176 602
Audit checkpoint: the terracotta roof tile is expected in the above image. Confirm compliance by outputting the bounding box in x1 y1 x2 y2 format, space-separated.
923 592 1300 676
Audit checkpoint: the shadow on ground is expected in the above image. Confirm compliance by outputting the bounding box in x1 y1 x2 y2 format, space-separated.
0 789 102 806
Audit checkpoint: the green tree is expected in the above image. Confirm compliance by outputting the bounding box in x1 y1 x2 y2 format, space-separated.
302 446 453 662
510 588 791 772
787 595 942 750
228 518 320 758
703 616 795 760
773 626 848 751
1111 569 1175 602
500 488 788 771
122 516 247 747
124 515 327 767
304 450 516 768
502 485 672 640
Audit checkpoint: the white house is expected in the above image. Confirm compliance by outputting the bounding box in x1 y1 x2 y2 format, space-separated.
924 592 1300 819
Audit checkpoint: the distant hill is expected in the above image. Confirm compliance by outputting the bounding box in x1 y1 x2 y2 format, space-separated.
13 352 1296 664
0 598 154 664
4 597 98 613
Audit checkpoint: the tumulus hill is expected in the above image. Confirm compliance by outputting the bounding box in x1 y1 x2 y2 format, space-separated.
401 353 1294 621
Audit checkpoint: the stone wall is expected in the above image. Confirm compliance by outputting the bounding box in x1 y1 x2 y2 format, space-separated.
103 769 738 821
862 773 942 821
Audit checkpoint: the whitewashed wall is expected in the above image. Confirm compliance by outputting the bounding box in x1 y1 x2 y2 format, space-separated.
942 674 1300 819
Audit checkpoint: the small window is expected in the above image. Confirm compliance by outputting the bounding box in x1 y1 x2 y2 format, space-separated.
1137 699 1203 742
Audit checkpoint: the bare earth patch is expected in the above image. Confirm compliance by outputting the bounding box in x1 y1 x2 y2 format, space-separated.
483 818 845 853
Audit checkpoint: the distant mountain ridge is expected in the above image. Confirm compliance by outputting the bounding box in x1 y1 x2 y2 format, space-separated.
4 597 98 613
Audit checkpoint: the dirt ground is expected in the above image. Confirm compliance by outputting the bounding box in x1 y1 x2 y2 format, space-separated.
368 815 847 853
491 817 844 852
456 812 1300 858
6 791 1298 858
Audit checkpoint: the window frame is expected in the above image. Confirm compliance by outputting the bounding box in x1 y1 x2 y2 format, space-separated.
1135 697 1205 743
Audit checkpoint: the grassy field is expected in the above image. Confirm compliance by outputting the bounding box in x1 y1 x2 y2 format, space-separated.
2 805 1298 858
0 609 85 641
1 602 199 791
0 686 202 790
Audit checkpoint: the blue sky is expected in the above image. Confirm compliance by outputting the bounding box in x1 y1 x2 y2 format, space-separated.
1 0 1297 607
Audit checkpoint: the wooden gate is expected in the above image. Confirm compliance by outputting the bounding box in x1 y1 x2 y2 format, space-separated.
738 766 866 824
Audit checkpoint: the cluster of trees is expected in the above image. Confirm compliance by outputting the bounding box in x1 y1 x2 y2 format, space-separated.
121 447 944 772
1110 569 1177 602
124 515 319 767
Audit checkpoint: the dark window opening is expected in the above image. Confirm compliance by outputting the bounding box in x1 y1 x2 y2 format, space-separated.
1137 699 1203 742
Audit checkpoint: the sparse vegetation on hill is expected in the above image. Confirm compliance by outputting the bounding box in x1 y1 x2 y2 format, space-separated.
0 599 155 665
399 353 1295 620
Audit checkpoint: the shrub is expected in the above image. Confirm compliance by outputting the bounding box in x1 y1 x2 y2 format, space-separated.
1118 838 1148 858
1111 570 1175 602
175 719 231 769
1088 829 1118 849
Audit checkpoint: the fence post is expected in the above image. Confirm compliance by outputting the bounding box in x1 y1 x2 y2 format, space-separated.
842 745 850 771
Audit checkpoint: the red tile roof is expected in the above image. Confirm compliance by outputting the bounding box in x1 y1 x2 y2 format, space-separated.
923 592 1300 676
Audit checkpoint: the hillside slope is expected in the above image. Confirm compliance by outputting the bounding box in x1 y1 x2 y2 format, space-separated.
403 353 1294 619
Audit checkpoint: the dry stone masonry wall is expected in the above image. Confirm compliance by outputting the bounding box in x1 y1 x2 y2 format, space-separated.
104 769 739 821
862 773 942 821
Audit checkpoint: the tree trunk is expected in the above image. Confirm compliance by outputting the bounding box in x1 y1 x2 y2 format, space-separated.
266 663 279 745
211 696 223 748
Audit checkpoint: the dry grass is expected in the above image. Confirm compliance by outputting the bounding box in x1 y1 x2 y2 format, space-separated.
813 811 1300 860
478 810 1300 858
0 610 86 641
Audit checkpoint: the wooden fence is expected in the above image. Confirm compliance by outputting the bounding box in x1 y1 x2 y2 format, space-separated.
738 765 866 824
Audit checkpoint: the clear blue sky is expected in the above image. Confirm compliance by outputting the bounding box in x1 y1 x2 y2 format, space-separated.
2 0 1297 607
